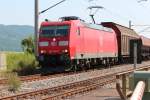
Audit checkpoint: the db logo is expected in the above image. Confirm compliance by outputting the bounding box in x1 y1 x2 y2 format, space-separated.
51 42 57 46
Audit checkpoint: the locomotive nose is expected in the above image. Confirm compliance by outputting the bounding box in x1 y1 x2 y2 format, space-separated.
39 38 69 55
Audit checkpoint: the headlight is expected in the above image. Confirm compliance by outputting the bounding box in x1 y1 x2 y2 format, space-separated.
39 42 49 46
59 41 69 46
62 49 68 53
40 50 46 54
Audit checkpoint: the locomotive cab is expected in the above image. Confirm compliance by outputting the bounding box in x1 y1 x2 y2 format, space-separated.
38 22 71 67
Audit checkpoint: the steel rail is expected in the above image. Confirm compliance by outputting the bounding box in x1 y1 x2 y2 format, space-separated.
43 77 115 100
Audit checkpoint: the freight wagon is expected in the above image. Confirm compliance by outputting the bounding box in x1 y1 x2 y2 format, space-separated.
101 22 141 63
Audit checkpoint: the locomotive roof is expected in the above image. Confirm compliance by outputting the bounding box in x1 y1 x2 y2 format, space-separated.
41 20 113 32
101 22 140 38
81 21 113 32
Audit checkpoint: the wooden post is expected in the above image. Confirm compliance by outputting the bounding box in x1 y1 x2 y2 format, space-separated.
145 68 149 71
116 75 126 100
122 74 126 96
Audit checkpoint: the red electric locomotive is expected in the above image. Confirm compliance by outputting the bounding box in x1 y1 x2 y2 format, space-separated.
38 16 118 72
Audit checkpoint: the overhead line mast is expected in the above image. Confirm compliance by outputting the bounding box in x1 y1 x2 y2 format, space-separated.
34 0 67 57
35 0 39 57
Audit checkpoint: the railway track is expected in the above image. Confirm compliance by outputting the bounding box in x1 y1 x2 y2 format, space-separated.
42 75 115 100
0 64 123 85
0 61 150 100
1 63 150 100
0 73 72 85
0 70 101 85
0 74 41 85
0 74 116 100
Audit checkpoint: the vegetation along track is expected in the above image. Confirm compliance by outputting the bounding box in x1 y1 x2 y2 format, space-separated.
1 63 150 100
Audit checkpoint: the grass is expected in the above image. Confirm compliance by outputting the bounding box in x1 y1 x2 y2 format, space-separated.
0 71 21 92
6 52 39 75
7 72 21 92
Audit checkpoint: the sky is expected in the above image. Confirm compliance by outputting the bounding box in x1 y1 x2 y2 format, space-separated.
0 0 150 37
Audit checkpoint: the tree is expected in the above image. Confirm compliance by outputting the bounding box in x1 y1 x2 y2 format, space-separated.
21 36 34 54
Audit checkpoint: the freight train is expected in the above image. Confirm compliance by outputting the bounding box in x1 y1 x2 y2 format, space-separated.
38 16 150 72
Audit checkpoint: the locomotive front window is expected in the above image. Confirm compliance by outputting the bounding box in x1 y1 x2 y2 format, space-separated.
40 25 69 37
56 26 69 36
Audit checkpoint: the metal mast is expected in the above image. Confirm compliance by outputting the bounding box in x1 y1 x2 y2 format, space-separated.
34 0 39 57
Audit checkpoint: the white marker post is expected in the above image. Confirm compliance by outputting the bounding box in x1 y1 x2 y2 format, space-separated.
130 81 145 100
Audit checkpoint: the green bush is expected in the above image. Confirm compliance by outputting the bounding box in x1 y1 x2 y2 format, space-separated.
6 52 39 75
7 52 23 71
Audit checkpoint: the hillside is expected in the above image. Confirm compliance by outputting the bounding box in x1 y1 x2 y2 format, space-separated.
0 24 34 51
